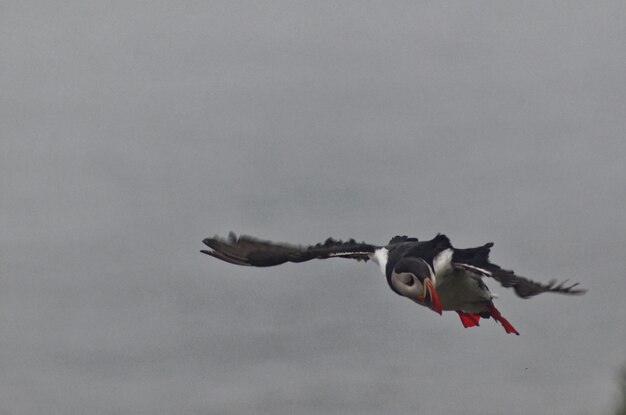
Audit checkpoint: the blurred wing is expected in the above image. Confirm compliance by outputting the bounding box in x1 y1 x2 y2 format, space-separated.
453 263 585 298
201 232 379 267
452 243 586 298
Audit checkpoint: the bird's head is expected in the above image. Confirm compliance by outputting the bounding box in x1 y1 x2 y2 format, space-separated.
390 258 443 315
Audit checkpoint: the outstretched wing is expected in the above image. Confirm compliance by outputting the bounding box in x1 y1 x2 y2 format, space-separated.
201 232 379 267
452 243 586 298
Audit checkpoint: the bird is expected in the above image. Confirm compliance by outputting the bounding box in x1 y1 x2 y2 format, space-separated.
200 232 585 335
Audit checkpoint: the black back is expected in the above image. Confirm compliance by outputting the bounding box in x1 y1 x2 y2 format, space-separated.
385 234 452 277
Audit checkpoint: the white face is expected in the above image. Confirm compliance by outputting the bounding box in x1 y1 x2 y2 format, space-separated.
390 270 427 304
390 259 441 314
374 254 443 314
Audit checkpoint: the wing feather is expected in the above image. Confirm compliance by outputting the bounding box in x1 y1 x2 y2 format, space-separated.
201 232 379 267
452 243 585 298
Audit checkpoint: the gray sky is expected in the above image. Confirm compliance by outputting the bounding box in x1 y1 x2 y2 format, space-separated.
2 1 626 414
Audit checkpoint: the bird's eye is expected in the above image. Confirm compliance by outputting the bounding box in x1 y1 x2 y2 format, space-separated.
401 274 415 287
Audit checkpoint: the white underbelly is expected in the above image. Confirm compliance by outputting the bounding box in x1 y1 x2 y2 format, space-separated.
436 270 493 312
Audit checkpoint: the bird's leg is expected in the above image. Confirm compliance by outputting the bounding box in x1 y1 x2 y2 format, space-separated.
487 304 520 335
456 311 481 328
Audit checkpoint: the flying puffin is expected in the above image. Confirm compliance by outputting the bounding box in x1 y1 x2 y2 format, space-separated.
201 233 585 335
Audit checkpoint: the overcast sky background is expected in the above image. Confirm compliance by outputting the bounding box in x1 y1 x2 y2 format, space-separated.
2 1 626 414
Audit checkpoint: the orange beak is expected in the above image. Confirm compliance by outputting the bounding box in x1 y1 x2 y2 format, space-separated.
423 278 443 315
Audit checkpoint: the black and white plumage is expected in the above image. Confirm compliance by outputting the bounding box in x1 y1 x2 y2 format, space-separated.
201 232 585 335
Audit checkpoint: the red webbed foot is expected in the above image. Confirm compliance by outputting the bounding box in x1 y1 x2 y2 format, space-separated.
487 304 520 335
456 311 481 328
